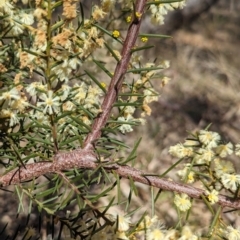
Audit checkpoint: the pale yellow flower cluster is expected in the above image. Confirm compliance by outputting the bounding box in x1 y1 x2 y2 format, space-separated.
92 214 200 240
205 189 219 204
169 129 240 207
0 0 108 137
177 163 195 183
116 59 170 134
149 0 187 25
134 215 198 239
198 130 220 149
91 0 117 21
90 213 131 240
117 115 135 134
169 143 194 159
22 212 200 240
135 61 170 117
174 193 191 212
224 226 240 240
101 0 116 12
62 0 78 20
73 83 104 114
0 79 29 126
0 0 34 36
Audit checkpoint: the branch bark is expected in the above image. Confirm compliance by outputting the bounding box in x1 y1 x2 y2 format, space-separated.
83 0 146 150
1 149 240 209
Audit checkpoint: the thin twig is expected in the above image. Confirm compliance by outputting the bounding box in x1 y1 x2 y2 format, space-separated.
83 0 147 150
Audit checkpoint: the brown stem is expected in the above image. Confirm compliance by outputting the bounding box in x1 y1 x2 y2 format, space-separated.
83 0 147 150
0 150 240 209
111 164 240 209
0 150 96 186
